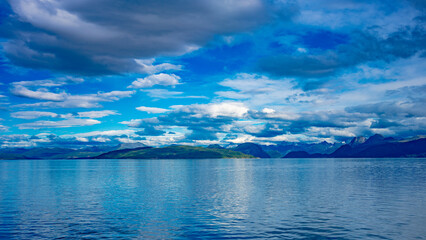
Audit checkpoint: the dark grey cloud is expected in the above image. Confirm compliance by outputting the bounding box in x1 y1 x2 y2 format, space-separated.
346 100 426 118
370 119 401 128
249 110 371 137
1 0 292 75
135 127 165 137
185 127 218 141
385 84 426 101
344 83 426 137
250 123 288 138
157 113 233 141
409 0 426 10
259 25 426 81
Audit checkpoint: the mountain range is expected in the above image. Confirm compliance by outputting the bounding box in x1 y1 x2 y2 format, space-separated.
0 134 425 159
94 145 254 159
283 134 426 158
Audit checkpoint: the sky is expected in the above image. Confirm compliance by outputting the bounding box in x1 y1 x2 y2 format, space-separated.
0 0 425 148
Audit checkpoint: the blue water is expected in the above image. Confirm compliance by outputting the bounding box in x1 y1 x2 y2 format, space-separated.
0 158 425 239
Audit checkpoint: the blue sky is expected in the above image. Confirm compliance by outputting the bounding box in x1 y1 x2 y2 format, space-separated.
0 0 425 148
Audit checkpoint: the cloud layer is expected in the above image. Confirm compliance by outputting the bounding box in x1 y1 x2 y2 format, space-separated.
0 0 425 148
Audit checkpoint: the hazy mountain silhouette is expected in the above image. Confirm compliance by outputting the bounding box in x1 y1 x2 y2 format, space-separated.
261 141 341 157
207 144 224 149
284 135 426 158
233 143 271 158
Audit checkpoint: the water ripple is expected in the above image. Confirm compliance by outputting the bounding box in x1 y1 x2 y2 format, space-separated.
0 158 425 239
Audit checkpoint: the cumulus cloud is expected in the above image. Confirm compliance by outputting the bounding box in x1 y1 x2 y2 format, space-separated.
121 97 406 143
174 102 249 118
1 0 280 75
129 73 181 88
123 102 249 141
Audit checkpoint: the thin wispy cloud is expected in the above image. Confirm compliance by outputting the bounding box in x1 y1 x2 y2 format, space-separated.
16 118 101 129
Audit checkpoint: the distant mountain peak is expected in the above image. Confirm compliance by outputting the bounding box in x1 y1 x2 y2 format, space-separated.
234 143 270 158
364 134 385 145
284 137 426 158
117 142 148 150
207 144 224 149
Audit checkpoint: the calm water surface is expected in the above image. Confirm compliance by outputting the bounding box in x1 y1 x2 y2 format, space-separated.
0 158 425 239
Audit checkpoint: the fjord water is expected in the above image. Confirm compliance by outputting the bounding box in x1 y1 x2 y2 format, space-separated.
1 159 425 239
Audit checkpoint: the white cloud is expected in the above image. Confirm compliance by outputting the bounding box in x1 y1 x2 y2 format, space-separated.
172 102 249 118
129 73 181 88
77 110 119 118
76 137 89 142
11 110 119 120
11 76 84 87
15 90 135 108
142 89 208 99
136 106 169 114
224 134 255 144
1 141 35 148
202 102 249 118
11 111 59 119
216 73 302 108
98 91 135 100
307 126 357 137
262 108 275 114
130 131 187 147
135 59 182 74
10 77 85 101
91 137 111 142
16 118 101 129
0 124 8 132
66 129 137 138
120 118 159 128
11 85 67 101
